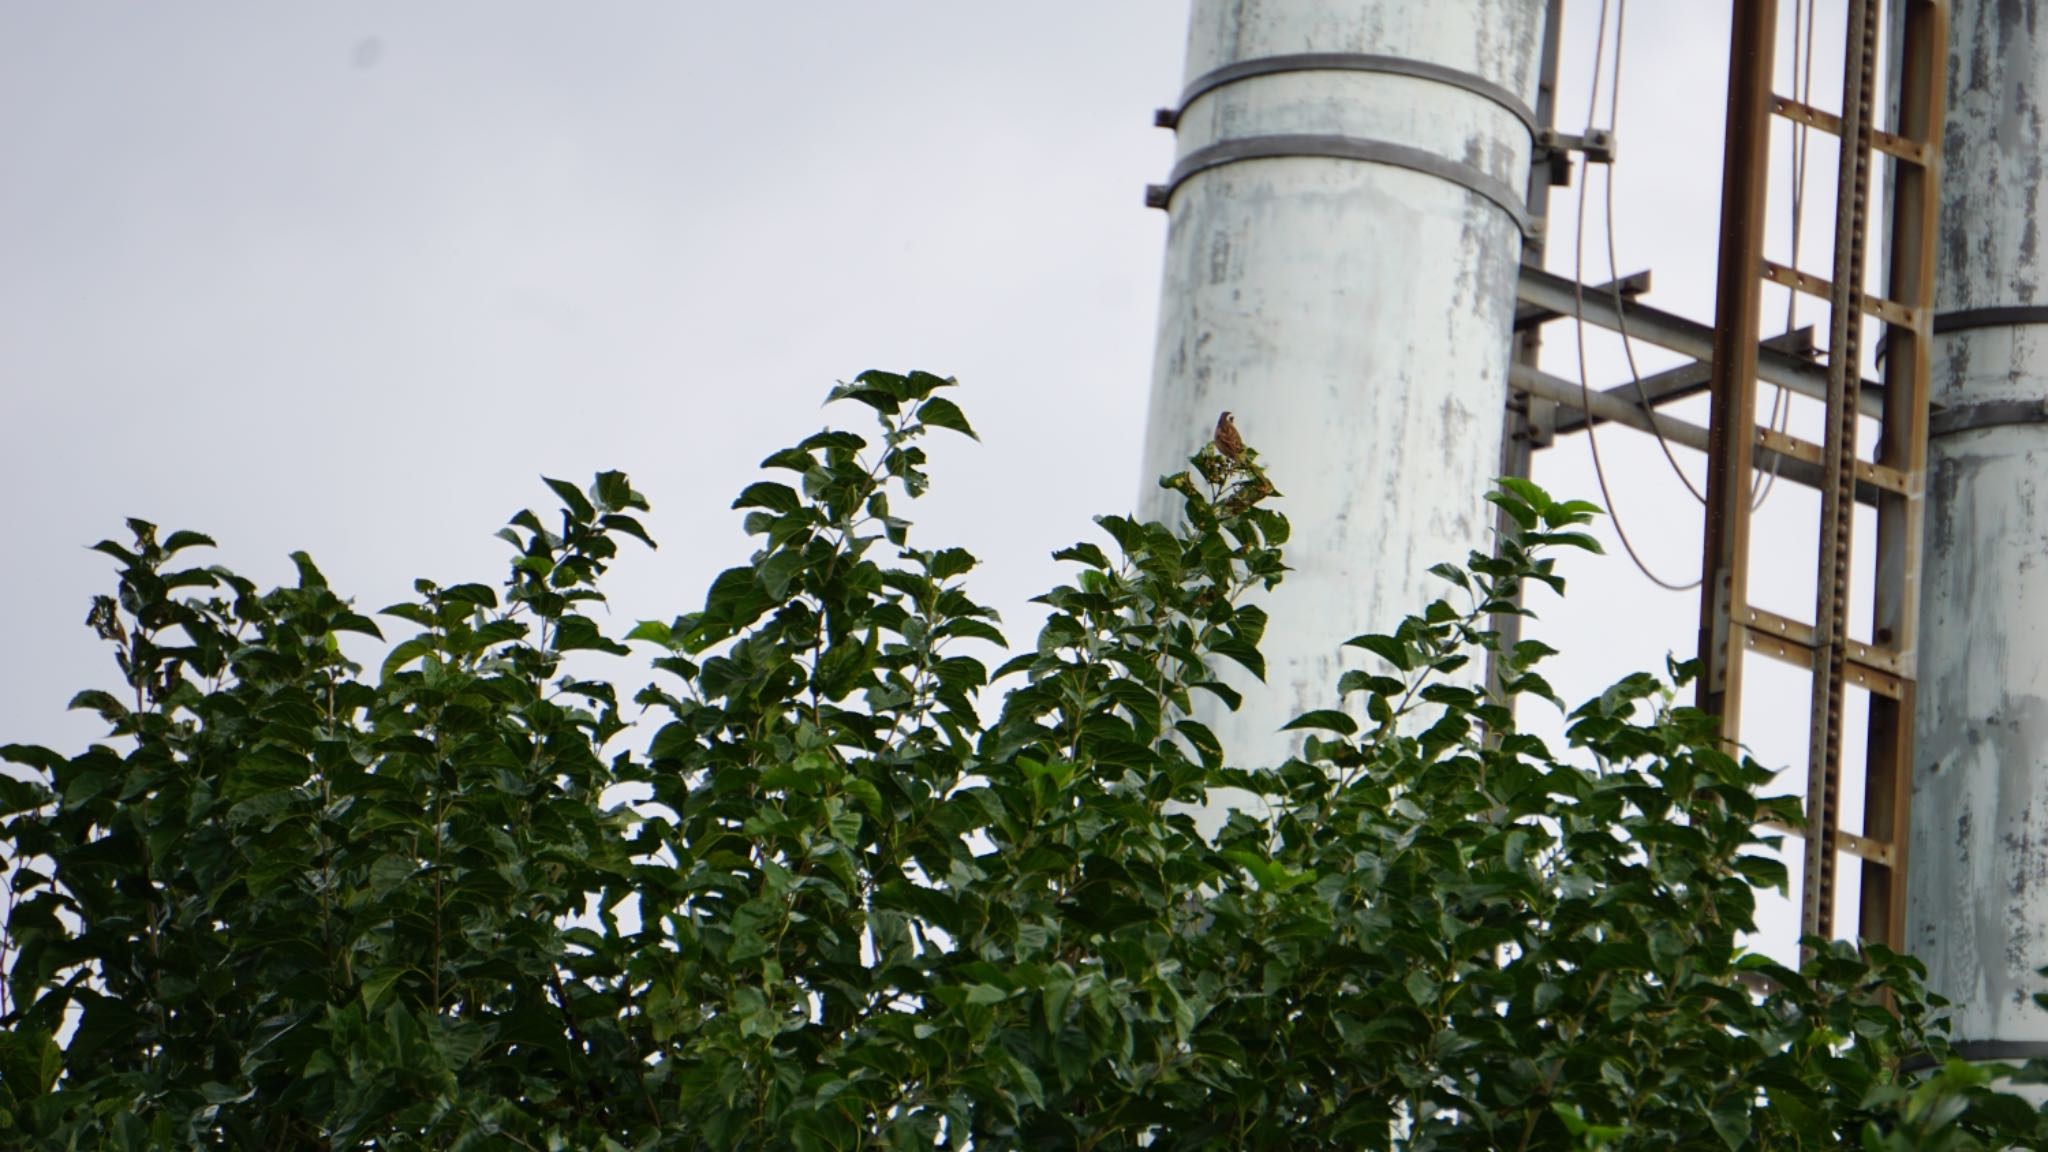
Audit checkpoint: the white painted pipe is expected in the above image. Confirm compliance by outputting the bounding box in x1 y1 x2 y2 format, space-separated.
1138 1 1548 762
1906 2 2048 1057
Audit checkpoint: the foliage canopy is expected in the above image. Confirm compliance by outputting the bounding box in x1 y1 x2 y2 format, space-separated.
2 372 2044 1149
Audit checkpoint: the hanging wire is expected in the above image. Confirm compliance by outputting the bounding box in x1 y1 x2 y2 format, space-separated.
1752 0 1819 510
1599 0 1707 507
1571 0 1704 591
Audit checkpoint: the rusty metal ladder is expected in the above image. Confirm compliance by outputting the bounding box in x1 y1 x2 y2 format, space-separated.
1698 0 1947 951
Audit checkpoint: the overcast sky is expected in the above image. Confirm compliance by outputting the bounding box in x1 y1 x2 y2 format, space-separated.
3 3 1869 960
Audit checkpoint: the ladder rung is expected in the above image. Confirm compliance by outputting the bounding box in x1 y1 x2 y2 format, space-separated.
1753 427 1912 495
1839 829 1895 866
1744 616 1816 669
1758 815 1897 867
1744 604 1815 647
1740 605 1908 699
1842 660 1905 699
1760 261 1922 329
1744 605 1905 673
1771 94 1935 165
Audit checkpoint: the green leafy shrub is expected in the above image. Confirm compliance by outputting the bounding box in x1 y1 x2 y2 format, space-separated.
1 372 2042 1149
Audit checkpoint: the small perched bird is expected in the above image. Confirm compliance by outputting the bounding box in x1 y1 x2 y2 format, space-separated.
1213 410 1244 459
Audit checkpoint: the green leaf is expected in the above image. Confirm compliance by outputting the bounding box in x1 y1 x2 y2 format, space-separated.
927 547 976 580
440 582 498 609
1224 850 1315 892
380 636 434 680
0 774 53 816
1428 561 1471 591
828 380 902 415
1496 475 1553 513
553 615 630 655
799 429 866 454
1191 680 1243 711
1281 709 1358 737
361 967 407 1013
1209 634 1265 682
544 475 597 523
915 396 978 440
593 469 646 512
161 529 217 555
1486 488 1539 531
1343 632 1412 672
290 550 329 589
601 513 658 549
627 620 675 647
1540 529 1604 553
67 689 128 720
734 482 803 515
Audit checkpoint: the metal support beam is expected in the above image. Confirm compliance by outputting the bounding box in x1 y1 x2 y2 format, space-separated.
1513 270 1649 330
1509 363 1889 506
1549 328 1814 435
1515 266 1882 416
1696 0 1775 741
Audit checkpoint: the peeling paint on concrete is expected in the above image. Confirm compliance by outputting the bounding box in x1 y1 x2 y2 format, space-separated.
1909 0 2048 1047
1137 0 1545 762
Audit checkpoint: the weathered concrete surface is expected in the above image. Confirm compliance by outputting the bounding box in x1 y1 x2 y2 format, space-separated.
1908 0 2048 1049
1137 0 1546 764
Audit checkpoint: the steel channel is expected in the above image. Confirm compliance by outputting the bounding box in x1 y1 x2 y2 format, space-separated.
1549 328 1813 435
1516 266 1884 416
1492 0 1568 710
1803 0 1882 947
1860 0 1945 952
1698 0 1778 742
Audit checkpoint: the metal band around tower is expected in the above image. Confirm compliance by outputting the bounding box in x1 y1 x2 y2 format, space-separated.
1934 305 2048 335
1922 309 2048 436
1157 52 1539 137
1145 134 1535 235
1929 398 2048 438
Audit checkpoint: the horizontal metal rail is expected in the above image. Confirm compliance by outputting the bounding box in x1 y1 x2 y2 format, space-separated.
1550 327 1814 434
1515 266 1884 416
1509 363 1886 506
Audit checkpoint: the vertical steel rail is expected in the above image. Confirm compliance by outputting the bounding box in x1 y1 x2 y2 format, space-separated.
1861 0 1945 951
1802 0 1883 944
1698 0 1777 738
1493 0 1568 705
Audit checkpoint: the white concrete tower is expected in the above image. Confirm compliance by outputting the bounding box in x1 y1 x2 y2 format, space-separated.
1908 1 2048 1060
1138 2 1549 758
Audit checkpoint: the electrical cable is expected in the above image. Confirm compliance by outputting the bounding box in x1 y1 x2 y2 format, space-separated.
1570 0 1703 591
1600 0 1707 506
1752 0 1818 510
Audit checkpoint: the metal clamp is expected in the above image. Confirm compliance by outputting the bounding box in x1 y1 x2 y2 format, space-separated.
1934 305 2048 335
1533 128 1617 186
1144 133 1533 235
1154 52 1538 137
1928 397 2048 438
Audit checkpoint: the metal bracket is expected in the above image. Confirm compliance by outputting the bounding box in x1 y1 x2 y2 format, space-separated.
1706 569 1735 695
1538 128 1617 163
1144 134 1533 235
1928 397 2048 438
1154 52 1537 137
1532 128 1617 185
